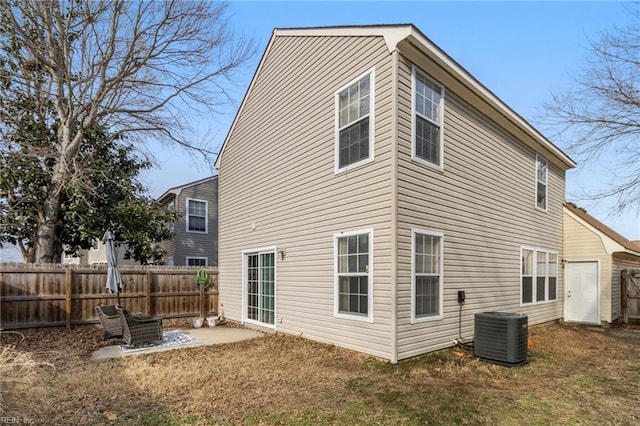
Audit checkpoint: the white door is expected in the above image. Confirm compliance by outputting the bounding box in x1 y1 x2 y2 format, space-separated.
565 261 599 324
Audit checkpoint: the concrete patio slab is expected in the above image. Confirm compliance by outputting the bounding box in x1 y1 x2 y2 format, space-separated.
91 326 263 360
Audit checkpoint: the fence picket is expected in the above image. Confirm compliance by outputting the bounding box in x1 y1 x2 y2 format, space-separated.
0 264 218 330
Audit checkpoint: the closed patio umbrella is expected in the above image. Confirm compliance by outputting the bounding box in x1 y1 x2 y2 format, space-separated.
103 229 123 305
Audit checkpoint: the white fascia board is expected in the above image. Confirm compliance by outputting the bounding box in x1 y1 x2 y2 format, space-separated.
274 25 413 53
404 27 575 169
216 26 410 170
156 176 217 201
217 25 575 171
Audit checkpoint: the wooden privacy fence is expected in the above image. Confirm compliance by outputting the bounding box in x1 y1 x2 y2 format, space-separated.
0 263 218 330
622 269 640 324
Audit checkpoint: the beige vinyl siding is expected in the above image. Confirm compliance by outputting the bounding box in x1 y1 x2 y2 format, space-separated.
218 35 395 359
563 210 612 323
611 254 640 323
395 53 565 360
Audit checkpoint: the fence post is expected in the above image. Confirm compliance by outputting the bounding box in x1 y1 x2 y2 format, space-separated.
146 270 153 315
200 282 206 318
622 270 628 324
65 267 72 329
212 272 219 315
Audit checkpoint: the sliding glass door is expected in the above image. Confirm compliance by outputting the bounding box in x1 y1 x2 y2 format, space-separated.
246 251 275 326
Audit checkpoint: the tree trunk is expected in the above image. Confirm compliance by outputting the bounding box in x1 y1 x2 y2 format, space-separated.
17 240 36 263
34 164 66 264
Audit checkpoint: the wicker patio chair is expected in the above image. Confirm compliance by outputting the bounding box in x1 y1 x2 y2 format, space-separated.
116 306 163 346
95 305 124 339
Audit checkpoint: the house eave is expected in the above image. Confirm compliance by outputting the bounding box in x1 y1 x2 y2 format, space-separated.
564 206 636 256
400 28 575 170
613 249 640 258
215 24 576 171
157 176 218 202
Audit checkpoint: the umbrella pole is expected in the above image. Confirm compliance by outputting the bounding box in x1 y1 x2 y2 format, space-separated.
117 292 121 306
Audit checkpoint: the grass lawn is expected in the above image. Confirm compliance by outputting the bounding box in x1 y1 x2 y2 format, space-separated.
1 322 639 425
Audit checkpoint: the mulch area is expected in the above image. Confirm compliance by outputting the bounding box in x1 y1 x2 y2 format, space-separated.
1 326 104 362
0 318 197 362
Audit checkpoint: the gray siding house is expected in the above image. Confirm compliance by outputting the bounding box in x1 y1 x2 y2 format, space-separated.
215 25 575 362
158 176 218 267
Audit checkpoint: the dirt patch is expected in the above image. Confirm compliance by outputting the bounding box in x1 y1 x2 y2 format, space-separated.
1 323 640 425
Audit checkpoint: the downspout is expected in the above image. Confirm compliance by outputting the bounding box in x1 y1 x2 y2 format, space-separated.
390 48 399 364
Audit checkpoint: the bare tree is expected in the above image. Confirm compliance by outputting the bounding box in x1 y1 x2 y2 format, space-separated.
544 5 640 212
0 0 253 263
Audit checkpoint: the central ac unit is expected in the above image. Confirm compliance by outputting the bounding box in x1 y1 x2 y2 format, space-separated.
474 312 528 367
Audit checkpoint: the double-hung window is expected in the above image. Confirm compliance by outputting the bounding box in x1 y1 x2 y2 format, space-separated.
412 229 444 322
536 155 548 210
335 69 375 173
186 198 207 233
187 257 207 267
521 247 557 305
334 229 373 321
412 67 444 168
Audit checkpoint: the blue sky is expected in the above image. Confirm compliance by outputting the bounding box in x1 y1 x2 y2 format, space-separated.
144 1 638 238
1 2 631 263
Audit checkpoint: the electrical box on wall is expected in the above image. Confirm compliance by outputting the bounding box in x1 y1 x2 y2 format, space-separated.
457 290 465 304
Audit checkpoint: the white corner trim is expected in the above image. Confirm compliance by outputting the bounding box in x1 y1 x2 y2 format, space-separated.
383 27 413 52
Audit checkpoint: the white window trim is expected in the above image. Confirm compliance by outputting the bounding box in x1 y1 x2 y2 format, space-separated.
186 256 208 267
520 246 558 306
535 154 548 212
334 67 376 175
186 198 208 234
411 65 445 171
333 228 374 323
411 228 444 323
241 246 277 330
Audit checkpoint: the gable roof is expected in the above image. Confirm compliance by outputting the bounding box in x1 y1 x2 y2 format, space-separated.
215 24 576 170
564 202 640 256
157 175 218 203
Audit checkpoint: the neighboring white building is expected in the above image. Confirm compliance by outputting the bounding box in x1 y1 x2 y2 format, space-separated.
62 239 139 266
563 202 640 326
